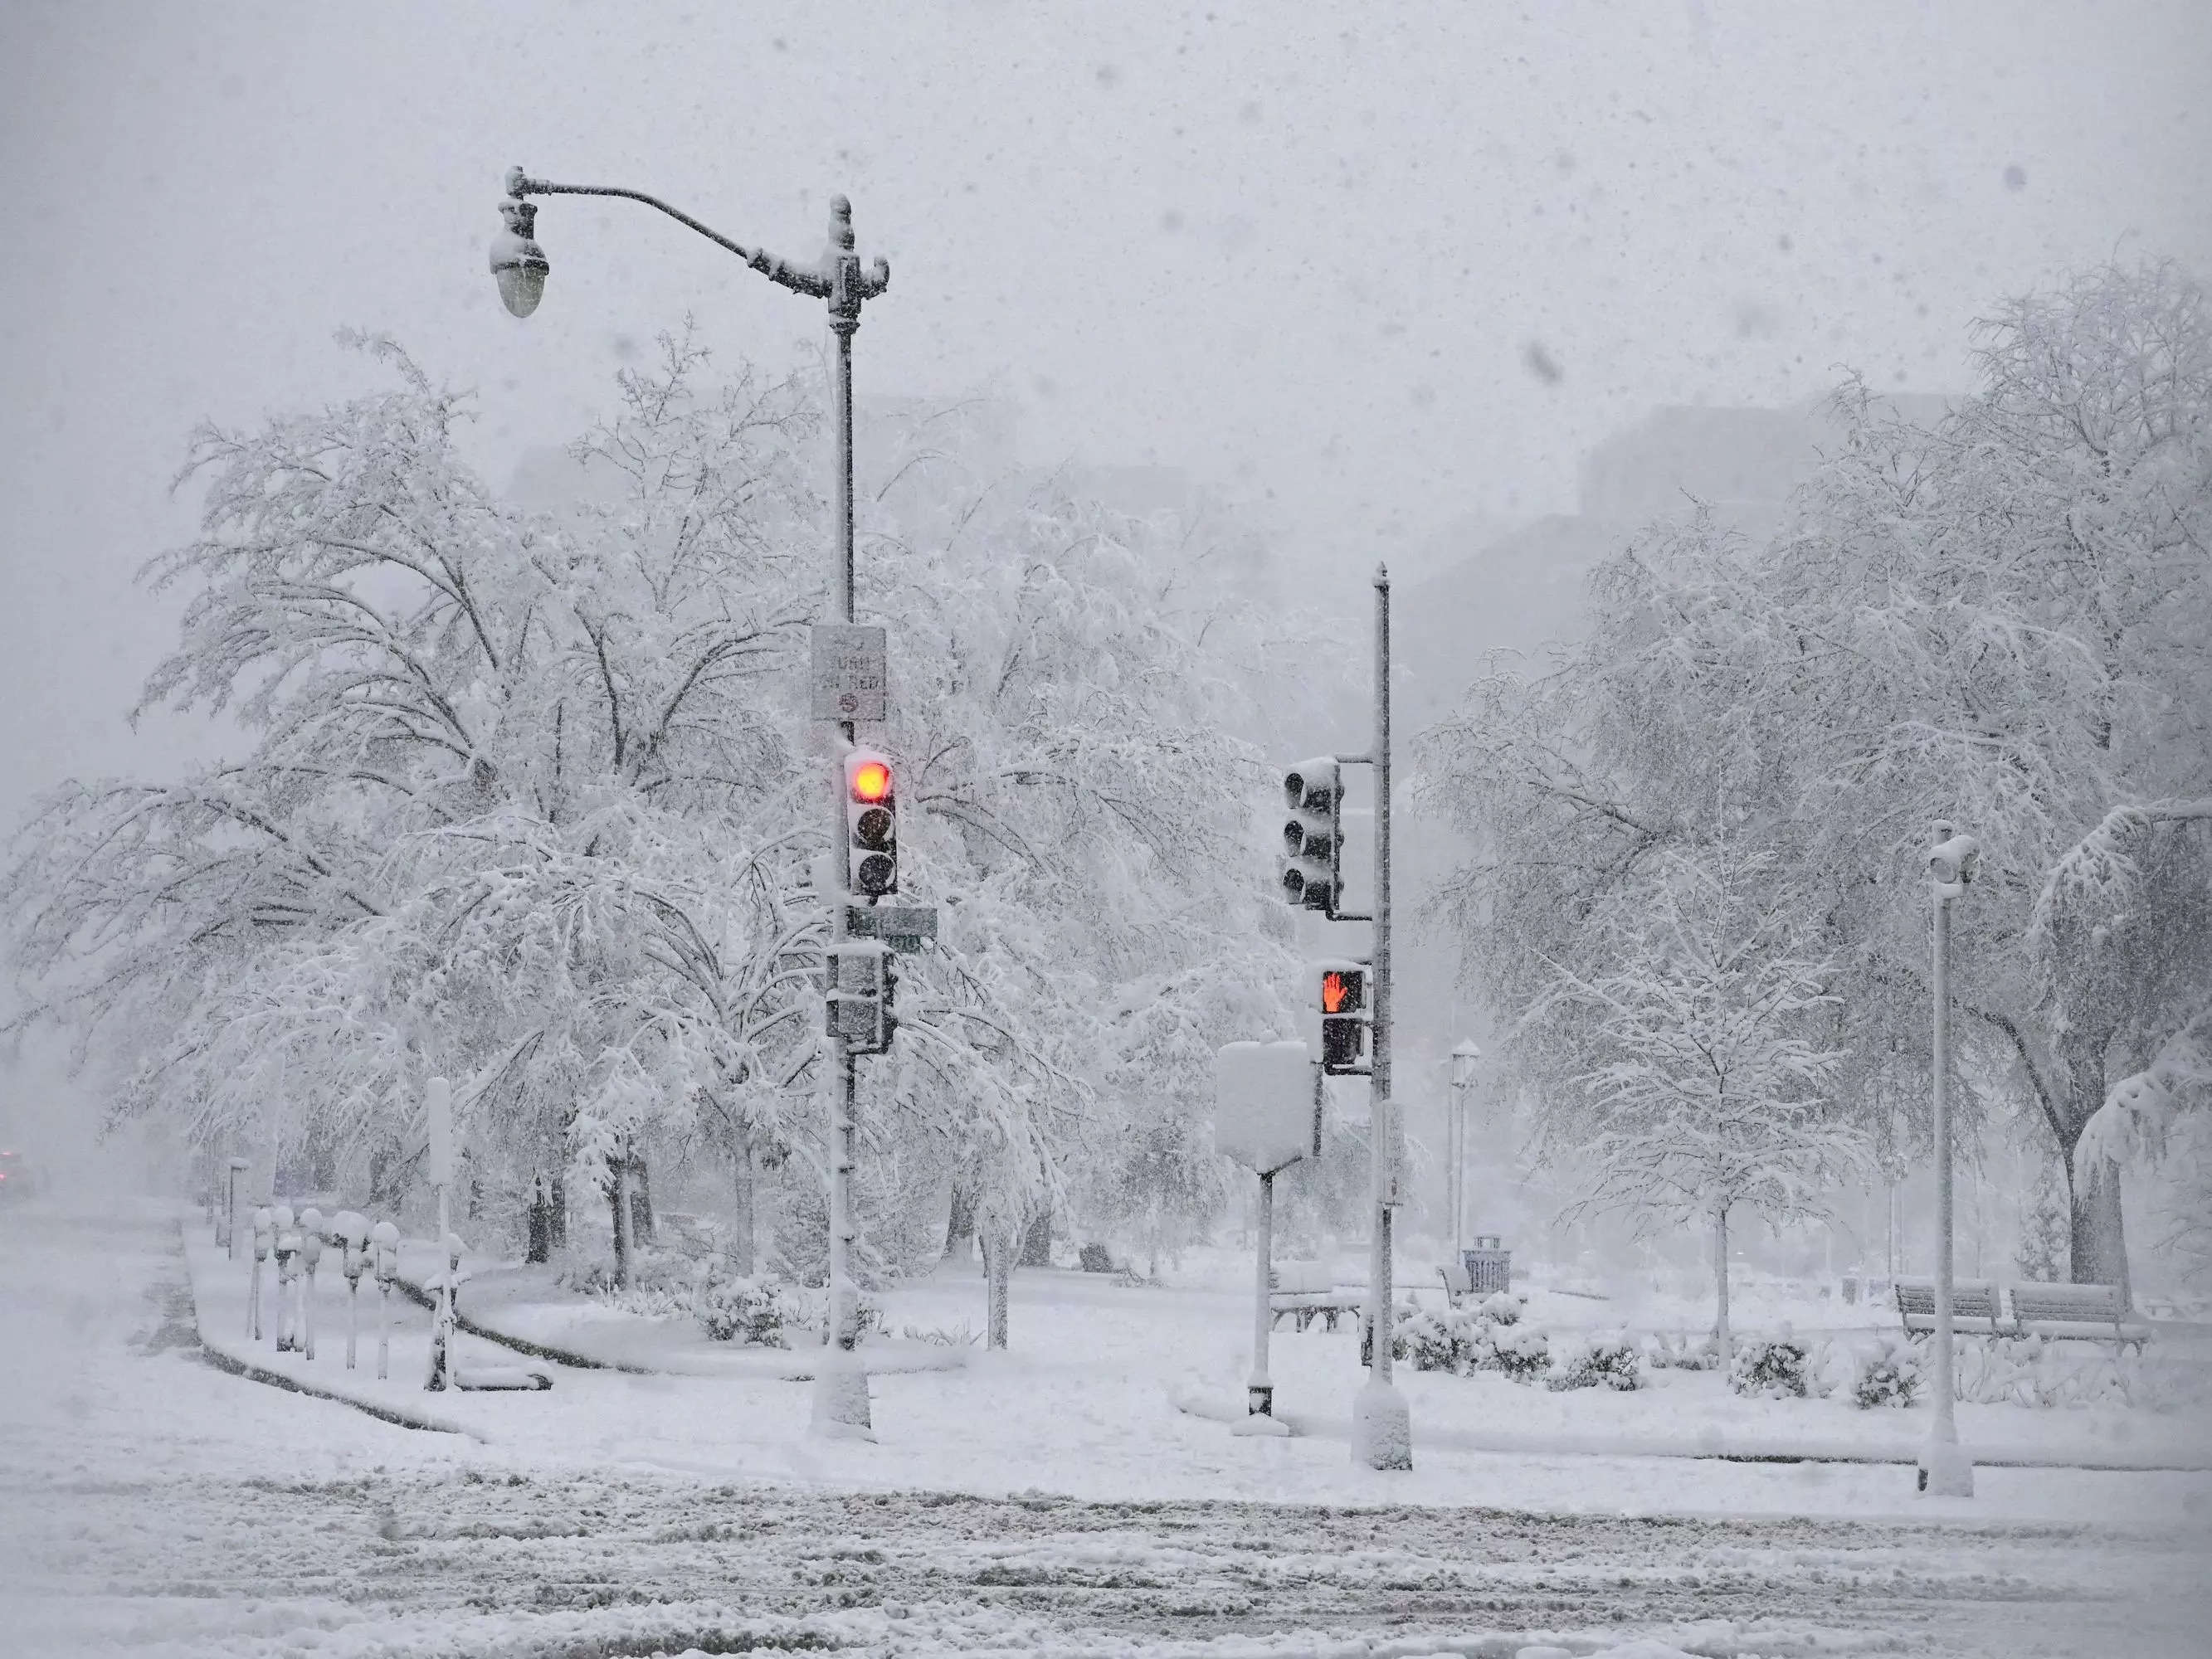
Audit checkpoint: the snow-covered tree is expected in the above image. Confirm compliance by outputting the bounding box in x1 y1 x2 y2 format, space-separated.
4 328 1325 1335
1420 260 2212 1289
1532 846 1864 1360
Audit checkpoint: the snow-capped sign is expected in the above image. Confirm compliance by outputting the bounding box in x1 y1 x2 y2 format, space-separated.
811 625 888 722
1214 1040 1321 1175
426 1077 454 1189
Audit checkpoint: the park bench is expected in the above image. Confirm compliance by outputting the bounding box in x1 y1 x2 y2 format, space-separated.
2005 1280 2155 1349
1269 1260 1364 1332
1892 1277 2156 1349
1892 1277 2007 1338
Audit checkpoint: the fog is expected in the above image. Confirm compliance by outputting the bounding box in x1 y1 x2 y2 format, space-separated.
4 6 2212 1654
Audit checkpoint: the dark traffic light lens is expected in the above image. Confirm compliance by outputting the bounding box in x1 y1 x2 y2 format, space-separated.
855 853 896 895
1282 868 1307 902
1284 771 1306 809
855 806 894 851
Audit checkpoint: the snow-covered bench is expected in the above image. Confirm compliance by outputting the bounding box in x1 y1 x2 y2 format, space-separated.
1893 1277 2155 1348
1269 1261 1363 1332
1893 1277 2006 1337
2005 1281 2155 1349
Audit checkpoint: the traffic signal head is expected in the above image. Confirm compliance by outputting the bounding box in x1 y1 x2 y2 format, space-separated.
1280 757 1344 913
844 749 898 896
826 940 898 1053
1315 959 1369 1074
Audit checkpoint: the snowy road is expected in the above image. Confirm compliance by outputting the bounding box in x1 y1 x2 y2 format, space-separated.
5 1203 2210 1657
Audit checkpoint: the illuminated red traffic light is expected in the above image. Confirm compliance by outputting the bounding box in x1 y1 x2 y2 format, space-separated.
850 759 892 803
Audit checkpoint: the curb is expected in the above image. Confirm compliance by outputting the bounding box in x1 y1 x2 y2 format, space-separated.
1167 1388 2212 1473
177 1224 480 1438
392 1271 651 1374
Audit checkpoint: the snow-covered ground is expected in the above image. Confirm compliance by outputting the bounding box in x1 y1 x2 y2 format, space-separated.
6 1199 2211 1657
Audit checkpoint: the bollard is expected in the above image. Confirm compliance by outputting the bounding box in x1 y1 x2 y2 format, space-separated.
427 1230 463 1392
272 1205 299 1352
370 1219 399 1380
298 1207 324 1361
336 1211 368 1370
227 1158 251 1258
249 1207 274 1340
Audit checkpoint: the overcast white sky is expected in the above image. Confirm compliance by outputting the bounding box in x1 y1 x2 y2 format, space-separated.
2 0 2208 839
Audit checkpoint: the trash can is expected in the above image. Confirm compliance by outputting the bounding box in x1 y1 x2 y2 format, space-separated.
1462 1235 1512 1295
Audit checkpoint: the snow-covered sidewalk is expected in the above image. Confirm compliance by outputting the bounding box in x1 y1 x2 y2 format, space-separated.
170 1219 2212 1525
13 1201 2212 1659
392 1248 974 1379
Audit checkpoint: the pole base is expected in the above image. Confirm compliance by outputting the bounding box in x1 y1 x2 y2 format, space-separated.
809 1347 875 1441
1351 1376 1412 1470
1917 1439 1975 1497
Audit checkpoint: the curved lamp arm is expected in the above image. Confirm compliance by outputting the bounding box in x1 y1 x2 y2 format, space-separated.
508 166 876 302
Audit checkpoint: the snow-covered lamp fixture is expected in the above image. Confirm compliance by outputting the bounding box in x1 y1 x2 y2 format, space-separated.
490 169 548 318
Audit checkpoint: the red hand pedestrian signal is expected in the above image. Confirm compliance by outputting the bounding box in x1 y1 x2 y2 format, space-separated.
1317 961 1368 1073
1322 970 1355 1014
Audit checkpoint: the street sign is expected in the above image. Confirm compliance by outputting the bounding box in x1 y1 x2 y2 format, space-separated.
1214 1041 1323 1175
845 902 938 952
426 1077 453 1189
811 624 888 722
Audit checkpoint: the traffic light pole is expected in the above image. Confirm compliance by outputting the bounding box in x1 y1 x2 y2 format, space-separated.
813 203 885 1441
1353 564 1412 1470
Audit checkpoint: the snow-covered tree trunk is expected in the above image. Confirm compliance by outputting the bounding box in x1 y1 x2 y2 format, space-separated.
1020 1208 1052 1269
943 1186 976 1267
1713 1204 1733 1366
2073 1153 2131 1300
611 1157 636 1291
729 1146 757 1278
980 1224 1013 1349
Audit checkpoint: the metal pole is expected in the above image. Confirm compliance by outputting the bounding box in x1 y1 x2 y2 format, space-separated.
1920 869 1971 1492
429 1181 453 1390
1354 564 1412 1469
1249 1170 1275 1415
812 201 874 1438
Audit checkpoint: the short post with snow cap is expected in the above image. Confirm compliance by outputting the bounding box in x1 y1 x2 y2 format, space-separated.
272 1204 299 1351
1919 822 1980 1499
249 1206 272 1340
336 1211 368 1370
370 1219 399 1379
425 1077 456 1392
298 1207 324 1361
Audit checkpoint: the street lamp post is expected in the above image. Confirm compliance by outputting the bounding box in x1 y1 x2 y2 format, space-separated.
490 166 889 1437
1448 1041 1481 1262
1920 821 1980 1499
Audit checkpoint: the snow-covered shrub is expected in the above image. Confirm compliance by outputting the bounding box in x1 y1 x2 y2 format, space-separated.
1079 1243 1115 1273
553 1244 694 1301
792 1287 886 1345
1545 1331 1644 1392
1729 1335 1810 1399
1644 1331 1722 1370
900 1321 982 1347
1393 1306 1464 1372
1849 1336 1922 1408
694 1275 792 1347
1472 1290 1527 1326
1469 1321 1552 1382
